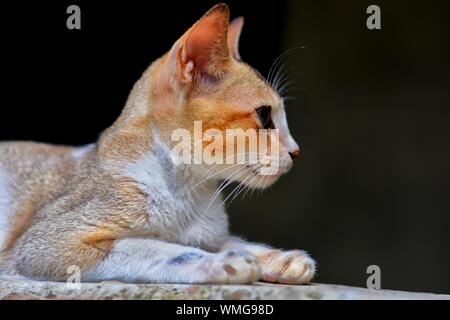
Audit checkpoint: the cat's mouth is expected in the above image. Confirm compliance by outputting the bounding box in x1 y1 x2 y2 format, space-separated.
245 163 284 177
245 164 261 175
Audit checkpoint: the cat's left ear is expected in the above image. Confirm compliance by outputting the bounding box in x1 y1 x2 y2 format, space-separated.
228 17 244 60
176 4 231 82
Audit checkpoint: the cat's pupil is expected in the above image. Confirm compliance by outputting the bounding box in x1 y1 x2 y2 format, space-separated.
256 106 274 129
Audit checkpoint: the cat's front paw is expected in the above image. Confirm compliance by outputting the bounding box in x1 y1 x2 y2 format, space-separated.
258 250 316 285
203 249 261 284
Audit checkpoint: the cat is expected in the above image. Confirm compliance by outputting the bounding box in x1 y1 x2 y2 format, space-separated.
0 3 315 284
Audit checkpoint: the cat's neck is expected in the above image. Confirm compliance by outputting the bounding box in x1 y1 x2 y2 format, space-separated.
98 60 216 188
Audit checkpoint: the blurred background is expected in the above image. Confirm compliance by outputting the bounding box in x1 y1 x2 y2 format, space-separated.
1 0 449 293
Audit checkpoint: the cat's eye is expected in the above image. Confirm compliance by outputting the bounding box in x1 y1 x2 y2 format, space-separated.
255 106 274 129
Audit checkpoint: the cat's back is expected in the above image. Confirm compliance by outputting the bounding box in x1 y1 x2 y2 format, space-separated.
1 140 72 159
0 141 94 211
0 141 88 252
0 141 78 177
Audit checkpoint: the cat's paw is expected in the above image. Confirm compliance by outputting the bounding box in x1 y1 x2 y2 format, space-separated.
258 250 316 285
203 249 261 284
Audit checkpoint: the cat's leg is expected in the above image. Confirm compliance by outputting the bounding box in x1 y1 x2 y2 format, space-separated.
221 237 316 285
82 238 261 284
12 225 260 284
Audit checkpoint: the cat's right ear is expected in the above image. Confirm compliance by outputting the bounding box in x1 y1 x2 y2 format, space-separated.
165 4 231 85
228 17 244 61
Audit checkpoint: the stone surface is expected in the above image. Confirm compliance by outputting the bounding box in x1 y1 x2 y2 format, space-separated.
0 276 449 300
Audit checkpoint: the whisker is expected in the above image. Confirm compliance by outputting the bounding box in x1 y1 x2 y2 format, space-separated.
195 151 261 179
267 49 293 86
279 85 304 97
276 73 300 94
225 162 266 206
272 62 288 91
209 162 266 212
220 179 247 208
267 47 302 88
221 169 259 208
203 165 249 214
191 152 265 190
241 173 261 200
189 163 243 191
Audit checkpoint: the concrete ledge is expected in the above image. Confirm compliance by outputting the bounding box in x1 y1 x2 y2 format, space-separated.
0 276 449 300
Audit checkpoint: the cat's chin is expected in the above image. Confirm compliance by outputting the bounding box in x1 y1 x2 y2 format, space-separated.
241 172 283 190
206 164 285 190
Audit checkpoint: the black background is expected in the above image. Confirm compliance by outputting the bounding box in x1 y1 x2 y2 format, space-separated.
1 1 450 293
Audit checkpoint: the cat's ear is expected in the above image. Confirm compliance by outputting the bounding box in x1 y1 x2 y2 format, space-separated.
228 17 244 60
168 4 231 83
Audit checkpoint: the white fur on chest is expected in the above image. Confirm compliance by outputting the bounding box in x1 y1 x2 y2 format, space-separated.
123 138 229 251
0 168 13 250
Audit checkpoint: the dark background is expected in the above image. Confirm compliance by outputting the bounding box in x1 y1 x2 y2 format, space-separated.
1 1 449 293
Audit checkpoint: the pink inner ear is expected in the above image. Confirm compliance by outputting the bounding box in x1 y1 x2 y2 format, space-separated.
183 6 230 76
227 17 244 60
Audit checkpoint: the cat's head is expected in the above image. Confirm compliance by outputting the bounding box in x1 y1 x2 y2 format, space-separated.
147 4 300 189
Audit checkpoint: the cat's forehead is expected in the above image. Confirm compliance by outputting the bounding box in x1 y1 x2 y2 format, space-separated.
221 62 282 110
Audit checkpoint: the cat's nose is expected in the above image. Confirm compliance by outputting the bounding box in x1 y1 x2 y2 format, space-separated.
289 149 301 160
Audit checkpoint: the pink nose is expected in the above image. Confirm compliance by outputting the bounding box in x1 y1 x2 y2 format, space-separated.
289 149 301 160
